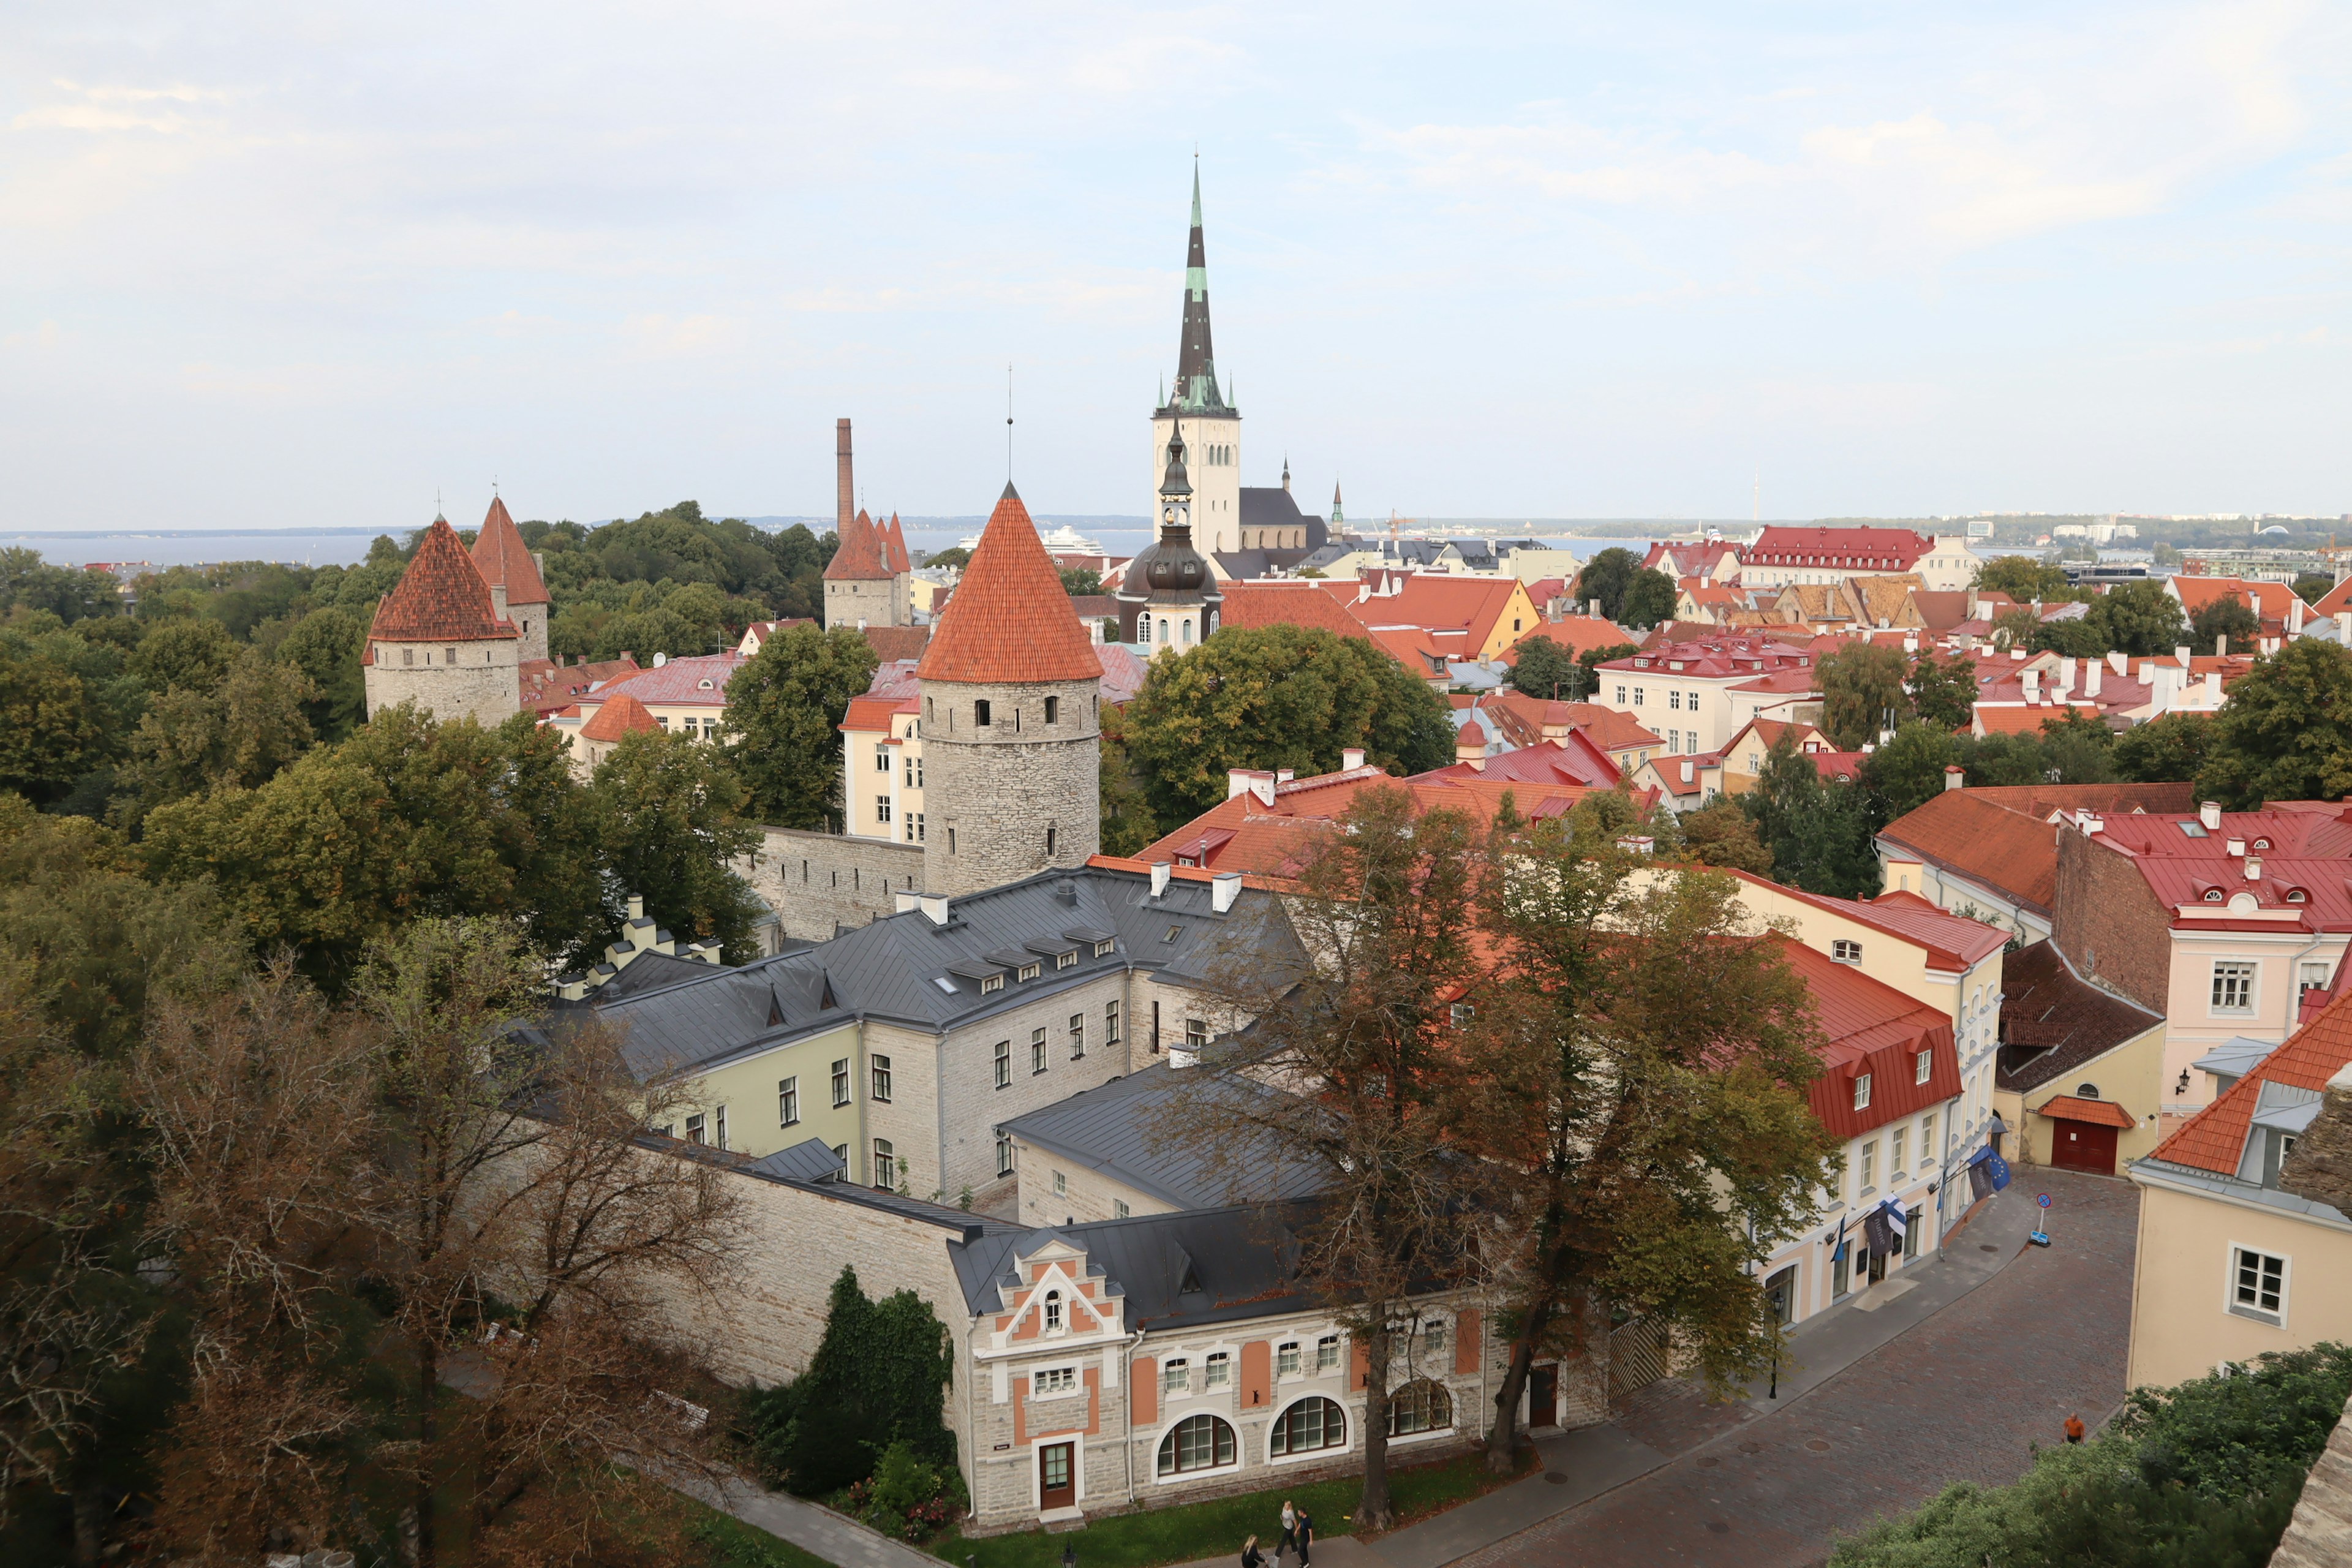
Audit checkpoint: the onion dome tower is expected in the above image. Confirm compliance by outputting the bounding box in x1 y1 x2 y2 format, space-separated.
470 494 551 663
1117 421 1221 656
915 483 1104 896
361 514 522 726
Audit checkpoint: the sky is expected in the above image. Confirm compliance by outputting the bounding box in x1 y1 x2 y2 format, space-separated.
4 2 2349 531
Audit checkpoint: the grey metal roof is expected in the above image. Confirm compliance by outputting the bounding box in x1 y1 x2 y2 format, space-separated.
2132 1156 2351 1226
641 1131 1024 1237
2193 1036 2280 1080
748 1137 848 1183
997 1063 1330 1210
570 864 1302 1082
948 1203 1316 1327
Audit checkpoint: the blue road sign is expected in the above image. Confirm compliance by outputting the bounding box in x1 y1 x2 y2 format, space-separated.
2037 1193 2052 1208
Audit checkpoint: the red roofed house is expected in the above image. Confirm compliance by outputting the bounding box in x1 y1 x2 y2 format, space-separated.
470 495 552 663
1346 574 1543 662
570 691 661 775
1994 940 2167 1178
916 482 1105 895
2165 573 2309 641
1592 636 1820 758
2050 801 2352 1123
1719 717 1834 796
1736 526 1976 592
362 513 524 726
2125 982 2352 1387
1478 695 1661 772
1640 539 1743 584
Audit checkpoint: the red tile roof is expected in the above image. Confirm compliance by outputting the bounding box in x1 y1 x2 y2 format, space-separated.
916 485 1104 685
520 655 643 716
1219 581 1379 642
861 625 931 665
2037 1094 2137 1129
840 693 918 733
2312 576 2352 617
882 512 911 574
1878 790 2068 914
2150 982 2352 1177
579 692 660 742
2168 575 2298 622
823 508 892 581
470 495 550 606
364 516 518 644
1499 614 1634 660
1351 575 1529 652
1740 526 1931 573
599 652 748 705
1772 937 1961 1138
1730 869 2008 971
1413 734 1622 790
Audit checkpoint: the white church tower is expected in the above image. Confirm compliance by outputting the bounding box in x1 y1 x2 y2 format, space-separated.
1150 165 1242 558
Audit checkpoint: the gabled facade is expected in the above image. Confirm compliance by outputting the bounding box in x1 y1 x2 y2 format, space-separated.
1593 636 1819 758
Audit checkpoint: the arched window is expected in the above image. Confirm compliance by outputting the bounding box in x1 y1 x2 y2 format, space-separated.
1387 1379 1453 1437
1043 1290 1063 1331
1270 1397 1346 1456
2075 1084 2100 1100
1156 1413 1236 1476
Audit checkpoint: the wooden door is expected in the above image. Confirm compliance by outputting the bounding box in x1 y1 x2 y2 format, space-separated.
1039 1442 1074 1510
2052 1120 2118 1175
1528 1365 1559 1428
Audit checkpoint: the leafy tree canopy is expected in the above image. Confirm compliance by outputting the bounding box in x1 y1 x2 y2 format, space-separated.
1058 566 1102 596
1816 642 1911 750
741 1266 956 1497
2189 595 2261 651
1738 735 1881 897
1973 555 2079 603
2196 639 2352 808
721 624 880 830
1506 633 1582 699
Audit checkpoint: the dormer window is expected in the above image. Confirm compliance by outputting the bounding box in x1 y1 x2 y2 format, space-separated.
1093 939 1114 957
1056 951 1076 970
1043 1290 1063 1332
1831 939 1863 963
2286 888 2309 903
2204 889 2224 903
981 974 1005 994
2253 838 2271 851
1018 963 1040 982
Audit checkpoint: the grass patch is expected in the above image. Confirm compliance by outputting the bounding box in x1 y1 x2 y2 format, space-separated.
681 1494 840 1568
932 1446 1536 1568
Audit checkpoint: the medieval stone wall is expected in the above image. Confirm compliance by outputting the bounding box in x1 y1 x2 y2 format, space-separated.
825 576 900 630
745 827 924 944
363 638 521 726
919 676 1102 897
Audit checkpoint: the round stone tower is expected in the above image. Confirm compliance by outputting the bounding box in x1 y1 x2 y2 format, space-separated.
916 482 1104 897
361 513 522 726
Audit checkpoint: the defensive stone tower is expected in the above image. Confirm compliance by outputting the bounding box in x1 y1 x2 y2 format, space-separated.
469 494 551 663
361 514 521 725
916 483 1103 896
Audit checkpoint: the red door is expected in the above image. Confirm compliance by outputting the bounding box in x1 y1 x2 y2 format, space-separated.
2051 1120 2119 1175
1528 1365 1559 1428
1039 1442 1075 1510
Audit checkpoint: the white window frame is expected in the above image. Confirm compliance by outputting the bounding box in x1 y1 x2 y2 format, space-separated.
2211 962 2257 1016
1832 939 1863 964
1033 1365 1080 1399
1277 1341 1302 1378
1204 1350 1231 1390
1916 1049 1933 1085
831 1057 851 1108
1315 1335 1341 1373
1853 1073 1872 1110
1162 1357 1191 1396
2226 1243 2288 1326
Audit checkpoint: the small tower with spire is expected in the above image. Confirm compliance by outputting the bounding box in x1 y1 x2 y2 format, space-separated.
1117 423 1222 657
470 494 551 663
1150 164 1243 559
362 513 523 726
1332 480 1346 532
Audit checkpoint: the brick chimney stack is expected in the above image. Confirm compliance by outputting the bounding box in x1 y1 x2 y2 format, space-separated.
835 418 854 535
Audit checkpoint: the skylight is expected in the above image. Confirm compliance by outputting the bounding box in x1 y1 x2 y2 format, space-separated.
933 976 959 993
2179 821 2209 838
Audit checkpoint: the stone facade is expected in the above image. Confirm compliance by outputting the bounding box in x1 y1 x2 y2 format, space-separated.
826 575 905 630
363 636 522 726
747 827 924 944
486 584 551 663
919 676 1102 897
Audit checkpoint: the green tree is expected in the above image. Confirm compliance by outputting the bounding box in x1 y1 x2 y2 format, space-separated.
1057 567 1101 596
1096 703 1155 856
741 1267 956 1497
1860 723 1967 821
2292 571 2333 605
2113 710 2215 784
1618 568 1678 630
1906 651 1977 732
720 624 879 829
1577 642 1640 700
1816 642 1910 750
0 550 121 625
2089 579 2188 658
1675 799 1773 872
274 607 367 743
1506 634 1581 699
0 649 105 803
587 731 764 962
127 619 238 695
1123 624 1453 832
2197 639 2352 808
110 652 317 833
919 546 970 571
1569 548 1640 622
1740 736 1880 897
1973 556 2076 603
2189 595 2260 652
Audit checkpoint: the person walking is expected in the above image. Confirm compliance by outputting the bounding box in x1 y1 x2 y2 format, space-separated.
1295 1507 1314 1567
2064 1412 2086 1444
1242 1534 1265 1568
1278 1499 1298 1561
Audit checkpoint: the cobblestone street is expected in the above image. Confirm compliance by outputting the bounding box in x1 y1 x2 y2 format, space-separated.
1455 1168 2141 1568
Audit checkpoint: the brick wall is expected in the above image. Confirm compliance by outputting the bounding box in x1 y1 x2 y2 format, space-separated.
364 639 521 726
2052 829 2173 1013
920 676 1102 897
745 827 924 943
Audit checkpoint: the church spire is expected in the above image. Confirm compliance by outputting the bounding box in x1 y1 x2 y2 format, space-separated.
1165 163 1231 417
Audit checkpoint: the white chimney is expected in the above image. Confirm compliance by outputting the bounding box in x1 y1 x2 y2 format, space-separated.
1343 747 1366 771
918 892 949 926
2204 673 2223 706
627 893 645 921
1150 861 1172 899
2175 644 2192 666
1275 769 1295 785
2081 812 2103 836
2227 836 2246 857
2022 669 2040 700
2057 657 2077 697
1211 871 1243 913
2217 635 2228 657
1589 598 1602 618
1944 765 1965 791
2084 661 2103 698
2245 856 2263 883
2108 650 2128 675
1680 760 1694 783
2337 612 2351 642
652 651 668 668
2200 801 2223 831
894 889 919 913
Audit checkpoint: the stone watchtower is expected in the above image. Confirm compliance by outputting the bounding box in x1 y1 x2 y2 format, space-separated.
470 494 551 663
361 513 522 725
916 483 1103 897
821 418 909 628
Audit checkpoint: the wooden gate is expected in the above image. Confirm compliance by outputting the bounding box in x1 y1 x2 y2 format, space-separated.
1608 1316 1670 1404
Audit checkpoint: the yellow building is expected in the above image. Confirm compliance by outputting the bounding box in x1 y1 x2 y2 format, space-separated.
1991 940 2169 1177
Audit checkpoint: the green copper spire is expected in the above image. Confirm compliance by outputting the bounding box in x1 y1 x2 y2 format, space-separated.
1163 162 1230 418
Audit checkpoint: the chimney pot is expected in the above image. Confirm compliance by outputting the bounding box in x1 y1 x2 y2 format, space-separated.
1943 766 1965 791
1150 861 1172 899
652 651 666 667
1211 871 1244 914
2227 837 2246 856
2245 856 2263 882
2175 645 2192 666
1342 747 1366 771
2199 801 2223 831
627 894 644 920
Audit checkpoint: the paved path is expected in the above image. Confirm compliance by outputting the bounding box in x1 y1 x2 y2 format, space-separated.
690 1474 940 1568
1444 1167 2140 1568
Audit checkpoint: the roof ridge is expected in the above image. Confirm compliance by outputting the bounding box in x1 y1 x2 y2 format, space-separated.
915 488 1103 684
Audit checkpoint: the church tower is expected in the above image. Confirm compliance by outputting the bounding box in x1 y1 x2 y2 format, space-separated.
916 483 1103 897
1150 167 1242 558
1117 421 1221 656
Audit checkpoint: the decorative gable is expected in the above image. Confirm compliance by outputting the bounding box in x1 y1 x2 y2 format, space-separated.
989 1237 1125 1348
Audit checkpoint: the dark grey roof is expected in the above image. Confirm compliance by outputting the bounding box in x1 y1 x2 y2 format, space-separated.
643 1132 1025 1237
571 865 1303 1082
748 1137 848 1183
1208 489 1332 579
1995 941 2165 1093
997 1063 1330 1210
949 1203 1314 1327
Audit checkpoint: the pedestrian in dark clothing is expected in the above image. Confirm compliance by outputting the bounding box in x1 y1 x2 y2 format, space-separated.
1242 1534 1265 1568
1296 1508 1314 1567
2064 1412 2086 1444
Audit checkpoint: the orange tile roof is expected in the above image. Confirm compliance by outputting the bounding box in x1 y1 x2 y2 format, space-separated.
2169 574 2297 620
823 507 892 581
469 495 550 606
1877 790 2067 914
2312 576 2352 617
1354 575 1528 650
364 515 518 645
2150 982 2352 1176
882 512 911 574
915 484 1104 685
840 693 917 733
2037 1094 2138 1129
1972 701 2098 736
578 691 660 743
1728 868 2008 970
1499 614 1633 660
1218 581 1377 642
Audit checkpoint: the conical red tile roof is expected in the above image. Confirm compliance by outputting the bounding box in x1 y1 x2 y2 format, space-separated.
823 508 892 581
883 512 911 574
916 484 1102 685
367 516 519 643
579 691 660 743
470 495 550 606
